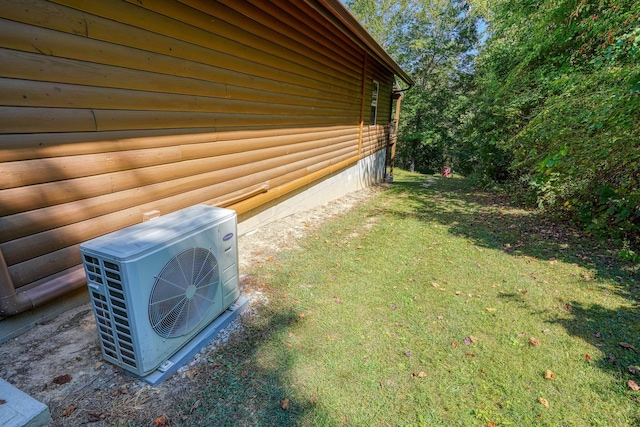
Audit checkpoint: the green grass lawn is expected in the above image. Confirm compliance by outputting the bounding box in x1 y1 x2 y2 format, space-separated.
177 170 640 426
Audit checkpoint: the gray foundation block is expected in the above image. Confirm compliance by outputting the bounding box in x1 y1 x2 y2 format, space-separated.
0 378 51 427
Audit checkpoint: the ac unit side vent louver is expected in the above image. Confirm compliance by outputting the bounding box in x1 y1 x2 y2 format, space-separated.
83 255 138 369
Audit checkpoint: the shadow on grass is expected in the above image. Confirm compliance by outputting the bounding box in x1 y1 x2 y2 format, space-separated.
174 300 332 426
550 300 640 377
385 173 638 295
386 172 640 382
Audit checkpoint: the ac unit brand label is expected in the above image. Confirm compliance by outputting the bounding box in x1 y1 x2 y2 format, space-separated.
223 232 234 242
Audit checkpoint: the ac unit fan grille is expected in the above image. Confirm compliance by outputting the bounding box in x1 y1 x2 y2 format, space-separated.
149 247 219 338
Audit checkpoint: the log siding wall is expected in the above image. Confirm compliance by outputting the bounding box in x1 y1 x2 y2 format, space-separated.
0 0 399 296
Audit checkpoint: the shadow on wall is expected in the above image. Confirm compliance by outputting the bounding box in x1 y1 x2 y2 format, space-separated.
0 124 367 320
359 149 386 187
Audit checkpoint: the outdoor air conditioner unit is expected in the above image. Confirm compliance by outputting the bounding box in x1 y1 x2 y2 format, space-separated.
80 205 240 377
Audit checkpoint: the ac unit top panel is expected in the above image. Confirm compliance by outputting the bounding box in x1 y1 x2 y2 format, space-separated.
80 205 236 261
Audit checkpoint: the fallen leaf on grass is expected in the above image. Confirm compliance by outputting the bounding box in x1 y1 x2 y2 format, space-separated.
154 414 170 427
281 398 290 410
620 342 640 353
628 380 640 391
538 397 550 408
60 404 77 417
189 399 201 414
404 350 412 357
455 291 463 295
583 354 592 363
452 341 459 348
411 371 427 378
486 307 496 313
544 370 556 380
87 411 103 423
53 374 72 385
629 366 640 375
112 387 128 396
464 337 472 345
529 337 541 346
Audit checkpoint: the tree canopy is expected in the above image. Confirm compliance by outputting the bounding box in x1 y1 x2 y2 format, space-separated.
346 0 479 173
346 0 640 246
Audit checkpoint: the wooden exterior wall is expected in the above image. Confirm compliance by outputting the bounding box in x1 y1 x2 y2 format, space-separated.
0 0 400 307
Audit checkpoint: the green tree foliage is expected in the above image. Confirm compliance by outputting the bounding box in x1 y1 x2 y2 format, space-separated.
467 0 640 241
346 0 479 173
346 0 639 243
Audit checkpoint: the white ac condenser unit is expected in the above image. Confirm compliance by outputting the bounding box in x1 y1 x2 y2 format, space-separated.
80 205 240 377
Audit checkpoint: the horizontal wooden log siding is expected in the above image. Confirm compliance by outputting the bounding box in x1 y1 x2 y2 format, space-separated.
0 0 398 290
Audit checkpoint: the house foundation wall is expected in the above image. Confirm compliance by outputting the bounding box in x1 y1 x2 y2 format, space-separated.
237 149 385 235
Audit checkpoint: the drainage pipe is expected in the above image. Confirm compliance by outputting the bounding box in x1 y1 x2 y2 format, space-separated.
0 248 86 317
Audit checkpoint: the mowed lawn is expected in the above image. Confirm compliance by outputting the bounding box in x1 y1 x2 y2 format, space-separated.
177 170 640 427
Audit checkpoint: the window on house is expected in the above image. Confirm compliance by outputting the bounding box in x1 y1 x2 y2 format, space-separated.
370 80 379 126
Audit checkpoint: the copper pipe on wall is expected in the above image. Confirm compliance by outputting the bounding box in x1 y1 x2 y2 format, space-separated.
0 248 86 317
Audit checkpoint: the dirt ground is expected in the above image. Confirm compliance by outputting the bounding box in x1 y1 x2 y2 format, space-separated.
0 186 382 426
